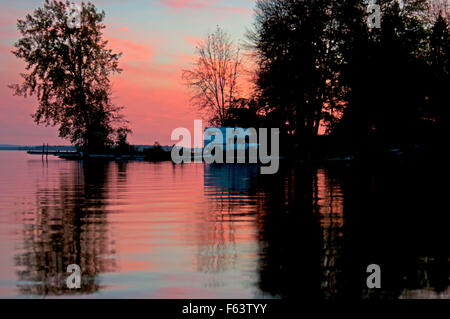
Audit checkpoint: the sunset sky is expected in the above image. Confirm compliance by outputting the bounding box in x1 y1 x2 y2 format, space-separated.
0 0 255 145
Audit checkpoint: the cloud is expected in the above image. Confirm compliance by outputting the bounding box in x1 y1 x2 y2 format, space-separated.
184 35 201 47
160 0 220 9
160 0 253 14
0 0 254 145
107 38 155 62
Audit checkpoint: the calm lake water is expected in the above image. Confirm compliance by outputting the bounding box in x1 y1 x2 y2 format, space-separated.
0 151 448 299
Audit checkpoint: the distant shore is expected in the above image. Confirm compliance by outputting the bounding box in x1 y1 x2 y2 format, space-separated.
0 144 171 152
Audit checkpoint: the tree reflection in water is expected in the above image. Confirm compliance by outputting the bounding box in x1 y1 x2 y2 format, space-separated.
202 163 449 299
15 161 117 295
10 159 448 298
256 163 449 299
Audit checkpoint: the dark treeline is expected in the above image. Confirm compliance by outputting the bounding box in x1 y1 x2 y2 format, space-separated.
11 1 130 155
227 0 449 159
12 1 449 159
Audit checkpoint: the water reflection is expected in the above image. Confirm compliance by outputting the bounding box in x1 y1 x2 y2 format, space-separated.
255 166 323 299
254 164 449 299
0 152 447 298
195 165 260 288
341 163 449 299
15 161 116 295
315 168 345 299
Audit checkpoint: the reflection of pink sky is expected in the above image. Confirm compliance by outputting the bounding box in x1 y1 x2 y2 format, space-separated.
0 1 255 145
0 152 261 297
107 162 258 275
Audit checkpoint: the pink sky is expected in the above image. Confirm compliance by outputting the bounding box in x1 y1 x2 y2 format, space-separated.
0 0 255 145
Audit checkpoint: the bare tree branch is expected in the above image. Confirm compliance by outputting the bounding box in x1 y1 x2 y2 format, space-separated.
182 26 243 126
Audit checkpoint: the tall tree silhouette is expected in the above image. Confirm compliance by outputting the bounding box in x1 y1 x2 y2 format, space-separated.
247 0 448 155
248 0 346 146
334 0 433 146
427 14 449 134
10 0 128 154
182 26 243 126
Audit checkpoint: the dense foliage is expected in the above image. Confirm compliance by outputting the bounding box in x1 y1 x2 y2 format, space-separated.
10 0 128 153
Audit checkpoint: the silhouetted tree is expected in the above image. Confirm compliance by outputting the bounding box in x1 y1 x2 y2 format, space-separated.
220 97 265 128
429 0 450 20
182 26 243 125
426 14 449 133
114 127 134 154
10 0 128 154
247 0 449 155
248 0 346 144
333 0 434 147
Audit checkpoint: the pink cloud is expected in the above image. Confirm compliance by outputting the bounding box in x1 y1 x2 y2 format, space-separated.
184 35 201 47
117 26 131 34
160 0 253 14
0 1 254 145
0 6 25 26
160 0 220 9
107 38 155 62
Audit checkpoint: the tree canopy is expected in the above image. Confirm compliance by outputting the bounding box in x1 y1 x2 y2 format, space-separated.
10 0 128 153
246 0 449 154
182 26 243 126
